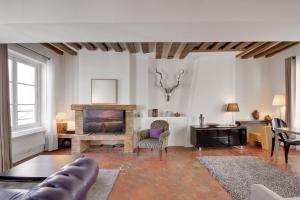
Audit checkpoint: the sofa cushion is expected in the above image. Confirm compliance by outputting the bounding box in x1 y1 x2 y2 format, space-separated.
149 128 164 139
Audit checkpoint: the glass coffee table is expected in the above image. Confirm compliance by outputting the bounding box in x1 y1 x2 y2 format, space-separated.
0 155 81 181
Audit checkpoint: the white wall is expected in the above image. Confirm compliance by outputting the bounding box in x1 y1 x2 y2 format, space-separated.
77 50 131 104
236 43 300 120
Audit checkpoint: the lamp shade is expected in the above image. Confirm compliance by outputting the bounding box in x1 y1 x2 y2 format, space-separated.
272 95 285 106
226 103 239 112
56 112 68 122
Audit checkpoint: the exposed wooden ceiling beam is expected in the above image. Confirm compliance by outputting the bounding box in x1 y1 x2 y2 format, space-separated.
95 43 110 51
109 43 123 52
173 43 187 59
266 42 299 58
234 42 253 50
179 42 201 59
223 42 240 50
141 43 150 53
51 43 77 55
155 42 163 59
67 43 82 50
240 42 278 59
41 43 64 55
161 42 172 59
125 43 138 53
235 42 266 58
254 42 296 58
168 43 181 59
211 42 227 51
81 43 97 50
197 42 213 51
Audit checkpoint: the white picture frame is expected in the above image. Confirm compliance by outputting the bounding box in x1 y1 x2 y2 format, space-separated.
91 79 118 104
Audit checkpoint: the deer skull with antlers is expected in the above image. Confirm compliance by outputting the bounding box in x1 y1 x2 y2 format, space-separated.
155 68 185 101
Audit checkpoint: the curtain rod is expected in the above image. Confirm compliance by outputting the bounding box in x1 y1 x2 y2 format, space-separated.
16 44 51 60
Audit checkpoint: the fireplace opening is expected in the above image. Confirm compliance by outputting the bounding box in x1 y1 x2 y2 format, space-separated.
83 109 125 134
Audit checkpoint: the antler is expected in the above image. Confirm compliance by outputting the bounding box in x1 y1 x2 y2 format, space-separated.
170 69 184 92
155 68 165 89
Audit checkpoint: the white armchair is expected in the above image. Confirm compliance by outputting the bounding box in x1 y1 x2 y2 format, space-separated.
250 184 300 200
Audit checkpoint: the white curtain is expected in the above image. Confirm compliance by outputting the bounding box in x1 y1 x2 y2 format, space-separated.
44 59 58 151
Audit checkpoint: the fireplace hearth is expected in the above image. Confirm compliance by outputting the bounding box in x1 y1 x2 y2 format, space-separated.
71 104 136 153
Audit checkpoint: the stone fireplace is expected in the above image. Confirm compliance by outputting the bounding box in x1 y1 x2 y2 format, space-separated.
71 104 136 153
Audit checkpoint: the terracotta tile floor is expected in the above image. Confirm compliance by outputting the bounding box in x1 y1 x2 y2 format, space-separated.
45 146 300 200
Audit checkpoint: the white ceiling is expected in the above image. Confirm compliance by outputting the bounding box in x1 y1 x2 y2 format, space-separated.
1 0 300 43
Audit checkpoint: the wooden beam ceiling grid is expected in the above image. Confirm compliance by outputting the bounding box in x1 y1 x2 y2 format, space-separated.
109 43 123 52
239 42 278 59
161 42 172 59
254 42 292 58
81 43 97 50
168 42 181 59
223 42 240 50
265 42 299 58
94 43 110 51
173 43 187 59
125 43 138 53
67 43 82 50
179 42 201 59
41 43 64 55
51 43 77 55
235 42 266 58
155 42 163 59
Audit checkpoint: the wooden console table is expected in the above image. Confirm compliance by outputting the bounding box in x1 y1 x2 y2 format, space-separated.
190 125 247 150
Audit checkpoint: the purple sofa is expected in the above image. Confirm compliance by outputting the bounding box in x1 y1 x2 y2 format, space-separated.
0 157 99 200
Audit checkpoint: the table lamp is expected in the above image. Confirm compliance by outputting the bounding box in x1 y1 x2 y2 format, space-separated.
272 94 285 119
227 103 239 125
56 112 68 134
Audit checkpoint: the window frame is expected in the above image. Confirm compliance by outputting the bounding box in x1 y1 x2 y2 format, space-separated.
9 53 42 131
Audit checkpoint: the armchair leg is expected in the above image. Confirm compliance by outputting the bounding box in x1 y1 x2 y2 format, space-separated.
159 149 162 160
165 147 168 154
137 146 140 156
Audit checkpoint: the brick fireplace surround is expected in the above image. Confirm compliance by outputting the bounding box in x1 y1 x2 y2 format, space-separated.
71 104 136 153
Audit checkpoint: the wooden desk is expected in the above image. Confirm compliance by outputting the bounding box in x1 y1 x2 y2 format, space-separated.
274 127 300 159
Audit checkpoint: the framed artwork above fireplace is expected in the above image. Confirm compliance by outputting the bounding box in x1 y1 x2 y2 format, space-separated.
91 79 118 104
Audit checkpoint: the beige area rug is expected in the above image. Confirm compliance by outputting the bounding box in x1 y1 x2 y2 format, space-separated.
0 169 119 200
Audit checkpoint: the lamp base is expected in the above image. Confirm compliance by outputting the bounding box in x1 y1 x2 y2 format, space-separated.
57 123 67 134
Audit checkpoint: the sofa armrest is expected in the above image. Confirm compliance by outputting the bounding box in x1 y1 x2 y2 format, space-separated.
137 129 150 141
250 184 284 200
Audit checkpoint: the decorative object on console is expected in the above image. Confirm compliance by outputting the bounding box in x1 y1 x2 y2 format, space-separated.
155 67 184 101
152 109 158 117
91 79 118 104
199 114 205 126
272 94 285 119
264 115 272 125
252 110 260 120
56 112 68 134
174 112 181 117
226 103 239 125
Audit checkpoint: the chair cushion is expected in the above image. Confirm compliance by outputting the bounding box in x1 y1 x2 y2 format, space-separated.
149 128 164 139
138 138 161 149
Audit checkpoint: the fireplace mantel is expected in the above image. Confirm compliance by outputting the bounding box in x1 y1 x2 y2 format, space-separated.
71 104 136 111
71 104 136 153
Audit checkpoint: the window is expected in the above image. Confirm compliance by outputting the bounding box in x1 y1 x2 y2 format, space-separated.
9 54 41 131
